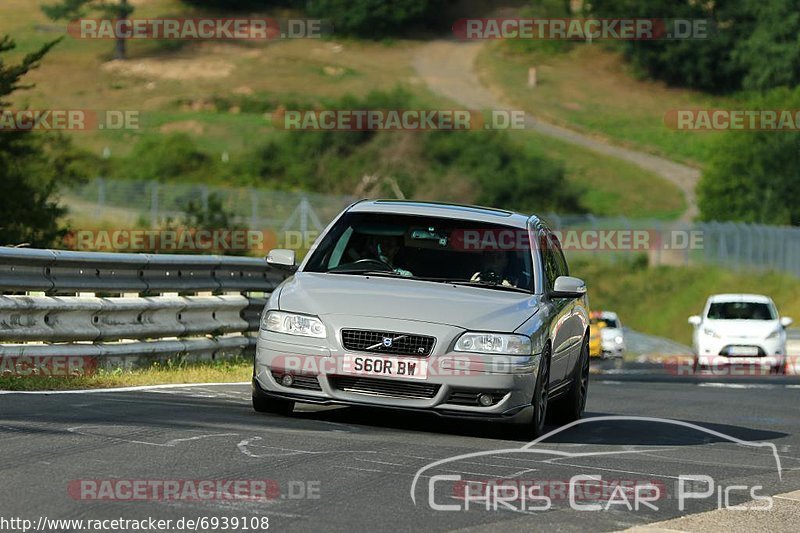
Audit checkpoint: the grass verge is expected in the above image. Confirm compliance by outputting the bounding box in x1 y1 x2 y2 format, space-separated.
478 41 736 165
521 130 685 219
0 356 252 391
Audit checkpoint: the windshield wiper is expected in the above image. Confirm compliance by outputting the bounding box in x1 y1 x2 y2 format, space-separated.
327 269 400 276
429 279 531 294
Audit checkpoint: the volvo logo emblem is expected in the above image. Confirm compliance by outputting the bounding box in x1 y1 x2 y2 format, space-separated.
382 337 393 347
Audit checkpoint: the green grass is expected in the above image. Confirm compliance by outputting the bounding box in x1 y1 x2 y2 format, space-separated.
520 130 685 219
0 356 252 391
573 260 800 345
478 41 737 165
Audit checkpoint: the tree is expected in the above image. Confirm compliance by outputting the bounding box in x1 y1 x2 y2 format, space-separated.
733 0 800 91
43 0 134 60
697 87 800 225
307 0 450 38
0 36 89 247
181 0 291 8
588 0 752 94
424 129 585 214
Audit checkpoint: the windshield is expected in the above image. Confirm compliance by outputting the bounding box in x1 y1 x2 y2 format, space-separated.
707 301 775 320
304 212 534 292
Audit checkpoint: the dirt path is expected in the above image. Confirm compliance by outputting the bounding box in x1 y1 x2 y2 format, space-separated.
413 41 700 221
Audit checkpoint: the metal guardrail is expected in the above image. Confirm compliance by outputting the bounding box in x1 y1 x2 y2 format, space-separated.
0 248 284 369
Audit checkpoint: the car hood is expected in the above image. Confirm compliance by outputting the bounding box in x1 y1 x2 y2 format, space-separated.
277 272 539 331
704 319 780 338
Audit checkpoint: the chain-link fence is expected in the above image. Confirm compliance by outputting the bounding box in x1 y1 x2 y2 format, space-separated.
64 178 354 234
542 213 800 277
63 179 800 277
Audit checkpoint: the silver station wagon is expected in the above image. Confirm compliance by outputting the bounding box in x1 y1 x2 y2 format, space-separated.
253 200 590 436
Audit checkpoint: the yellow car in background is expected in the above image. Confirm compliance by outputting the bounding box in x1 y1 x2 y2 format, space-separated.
589 310 626 359
589 315 607 358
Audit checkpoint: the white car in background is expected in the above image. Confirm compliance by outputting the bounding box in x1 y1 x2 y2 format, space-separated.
598 311 625 358
689 294 792 374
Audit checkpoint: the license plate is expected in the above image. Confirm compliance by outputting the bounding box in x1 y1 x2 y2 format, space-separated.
341 355 428 380
728 346 759 356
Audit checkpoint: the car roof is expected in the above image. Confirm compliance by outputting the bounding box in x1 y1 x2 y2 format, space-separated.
707 294 774 304
347 200 535 229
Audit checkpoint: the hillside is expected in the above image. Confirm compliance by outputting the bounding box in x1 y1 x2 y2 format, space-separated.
0 0 696 220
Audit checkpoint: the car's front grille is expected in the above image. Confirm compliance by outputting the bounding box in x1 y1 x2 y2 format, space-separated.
446 390 507 407
329 376 440 399
341 329 435 357
271 371 322 391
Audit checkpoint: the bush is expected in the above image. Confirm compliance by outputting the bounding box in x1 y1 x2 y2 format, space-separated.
697 87 800 225
180 0 292 10
307 0 450 38
235 87 585 213
114 133 216 183
423 129 585 213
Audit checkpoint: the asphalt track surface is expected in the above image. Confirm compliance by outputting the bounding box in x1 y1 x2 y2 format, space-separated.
2 362 800 532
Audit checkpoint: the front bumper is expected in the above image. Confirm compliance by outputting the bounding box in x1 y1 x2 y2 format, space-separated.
253 319 540 424
696 336 786 370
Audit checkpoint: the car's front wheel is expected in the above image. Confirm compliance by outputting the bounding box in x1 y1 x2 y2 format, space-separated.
527 345 551 437
550 335 589 424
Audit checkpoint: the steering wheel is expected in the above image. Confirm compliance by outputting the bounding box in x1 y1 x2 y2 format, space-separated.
475 270 502 284
351 258 394 271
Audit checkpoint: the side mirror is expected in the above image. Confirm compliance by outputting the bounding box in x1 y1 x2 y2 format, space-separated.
688 315 702 326
550 276 587 299
781 317 793 328
266 249 296 271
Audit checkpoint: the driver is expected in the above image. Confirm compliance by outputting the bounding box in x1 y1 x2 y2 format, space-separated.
374 235 413 277
471 251 514 287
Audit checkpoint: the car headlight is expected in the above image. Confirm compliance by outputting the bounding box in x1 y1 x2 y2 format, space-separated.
262 310 326 338
454 333 532 355
614 336 624 345
703 327 720 339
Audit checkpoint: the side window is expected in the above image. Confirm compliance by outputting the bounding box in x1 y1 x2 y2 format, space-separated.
539 231 559 292
552 236 569 277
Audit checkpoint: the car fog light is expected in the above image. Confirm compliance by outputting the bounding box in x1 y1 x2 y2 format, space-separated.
478 393 493 407
280 374 294 387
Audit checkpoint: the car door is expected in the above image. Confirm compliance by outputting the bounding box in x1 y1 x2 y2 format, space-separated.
540 230 574 383
554 243 587 370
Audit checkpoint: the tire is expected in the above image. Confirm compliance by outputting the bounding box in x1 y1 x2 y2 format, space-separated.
527 344 551 438
549 335 589 425
252 387 294 415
